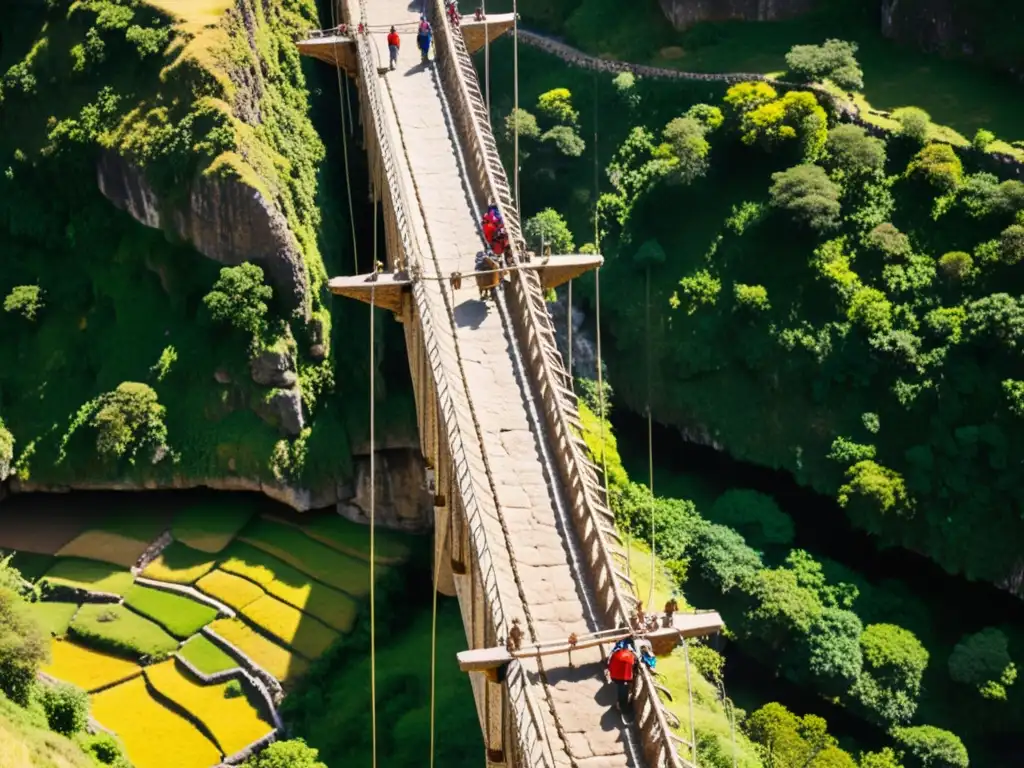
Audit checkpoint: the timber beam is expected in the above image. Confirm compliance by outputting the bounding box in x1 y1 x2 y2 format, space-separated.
459 13 517 55
328 271 411 315
296 34 357 74
526 252 603 291
456 612 724 673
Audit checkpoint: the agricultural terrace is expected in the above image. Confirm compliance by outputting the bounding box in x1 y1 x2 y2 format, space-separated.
0 491 413 768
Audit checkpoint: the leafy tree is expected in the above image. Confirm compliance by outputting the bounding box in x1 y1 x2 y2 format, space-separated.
536 88 578 126
785 550 858 609
724 81 778 117
892 108 931 144
850 624 928 725
746 702 856 768
859 748 905 768
734 283 770 311
972 128 995 150
541 125 585 157
838 461 909 525
691 523 763 592
865 223 912 260
740 91 828 159
1000 223 1024 264
891 726 968 768
744 567 823 649
769 165 842 232
686 103 724 132
660 116 710 185
203 263 273 337
3 285 43 321
672 269 722 314
0 419 12 481
38 681 90 736
825 125 886 176
0 557 49 705
905 144 963 193
503 107 540 143
785 39 864 91
90 382 168 463
848 287 893 333
524 208 574 255
243 739 328 768
804 607 864 694
948 627 1017 700
710 489 793 548
937 251 973 280
612 72 639 111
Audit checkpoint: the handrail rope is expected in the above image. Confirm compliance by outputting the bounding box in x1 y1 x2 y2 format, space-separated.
373 27 578 765
344 9 553 765
329 0 359 272
369 161 379 768
435 11 691 766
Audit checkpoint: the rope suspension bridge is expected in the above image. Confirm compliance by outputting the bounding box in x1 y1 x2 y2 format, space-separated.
297 2 729 765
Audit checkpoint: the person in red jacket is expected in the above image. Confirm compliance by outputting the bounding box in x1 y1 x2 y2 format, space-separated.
607 640 639 712
491 226 508 257
482 217 498 246
387 26 400 71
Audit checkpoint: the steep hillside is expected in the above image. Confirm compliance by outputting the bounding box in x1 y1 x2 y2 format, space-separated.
0 0 415 505
0 692 95 768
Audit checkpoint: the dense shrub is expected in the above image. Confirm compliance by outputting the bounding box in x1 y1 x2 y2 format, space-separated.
612 72 639 111
892 107 931 144
937 251 973 280
203 263 274 338
866 223 912 259
81 732 132 767
906 144 963 192
3 285 43 321
825 124 886 176
709 490 793 548
660 116 710 185
524 208 575 254
0 559 49 705
0 419 12 480
1000 223 1024 264
769 164 842 231
892 725 969 768
503 107 540 142
536 87 578 126
948 627 1017 700
686 103 724 132
89 382 168 463
243 738 327 768
37 681 89 736
785 39 864 91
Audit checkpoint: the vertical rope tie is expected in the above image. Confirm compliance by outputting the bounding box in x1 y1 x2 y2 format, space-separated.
369 167 379 768
329 0 359 273
646 264 655 609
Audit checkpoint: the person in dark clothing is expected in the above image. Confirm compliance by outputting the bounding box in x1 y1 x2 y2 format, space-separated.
416 16 432 62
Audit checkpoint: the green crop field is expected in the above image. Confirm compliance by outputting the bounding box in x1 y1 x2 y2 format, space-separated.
277 513 412 564
40 558 135 596
239 520 375 597
217 542 358 632
178 635 238 676
29 602 79 637
141 543 217 585
70 603 179 659
124 585 218 639
172 500 255 554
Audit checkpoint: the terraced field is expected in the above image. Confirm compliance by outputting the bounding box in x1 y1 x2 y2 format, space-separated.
0 494 414 768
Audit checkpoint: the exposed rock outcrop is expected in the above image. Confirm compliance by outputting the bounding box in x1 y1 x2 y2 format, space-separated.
252 387 305 437
250 346 298 388
658 0 816 29
96 149 310 316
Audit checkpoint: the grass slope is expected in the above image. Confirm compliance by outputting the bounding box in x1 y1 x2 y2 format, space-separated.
40 559 134 596
124 584 218 639
141 543 217 585
42 639 141 693
172 500 255 554
55 532 150 569
70 604 179 659
0 690 95 768
145 659 273 755
29 603 79 638
275 512 412 564
90 676 222 768
178 635 238 676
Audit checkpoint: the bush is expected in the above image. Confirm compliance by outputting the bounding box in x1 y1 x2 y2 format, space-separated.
937 251 973 280
82 732 132 767
3 285 44 321
906 144 963 193
686 103 724 132
1000 223 1024 264
540 125 585 157
785 39 863 90
243 738 327 768
972 128 995 150
769 164 842 232
709 490 793 547
89 382 168 463
536 88 578 126
866 223 912 260
733 283 770 311
892 725 968 768
612 72 639 111
691 523 762 591
948 627 1017 700
503 108 539 143
661 116 710 185
0 419 12 480
38 681 89 736
825 125 886 176
893 108 931 144
224 678 243 699
524 208 575 255
0 576 49 705
203 263 273 337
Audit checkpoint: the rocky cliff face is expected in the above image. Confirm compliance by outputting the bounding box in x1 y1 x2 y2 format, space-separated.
881 0 1023 77
96 148 310 319
658 0 817 29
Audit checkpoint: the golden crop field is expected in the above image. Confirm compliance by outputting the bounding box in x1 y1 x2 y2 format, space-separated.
42 639 141 693
208 619 309 686
195 569 264 612
145 660 273 756
241 594 340 660
141 544 217 585
56 531 149 569
91 676 221 768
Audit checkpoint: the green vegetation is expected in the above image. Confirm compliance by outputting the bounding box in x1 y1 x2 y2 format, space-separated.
242 738 326 768
203 264 274 339
177 635 237 677
0 688 96 768
171 500 255 554
141 542 217 584
30 603 79 638
37 681 89 737
1 551 55 583
297 513 411 565
40 558 135 596
69 603 178 660
123 585 217 639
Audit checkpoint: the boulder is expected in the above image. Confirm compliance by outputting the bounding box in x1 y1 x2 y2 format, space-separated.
250 346 297 388
253 387 305 437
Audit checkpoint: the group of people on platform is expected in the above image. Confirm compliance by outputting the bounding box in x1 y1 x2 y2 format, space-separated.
386 1 461 70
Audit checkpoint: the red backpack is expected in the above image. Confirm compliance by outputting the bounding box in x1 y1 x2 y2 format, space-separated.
608 647 636 682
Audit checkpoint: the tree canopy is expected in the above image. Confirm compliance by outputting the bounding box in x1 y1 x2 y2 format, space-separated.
203 263 273 338
785 39 864 91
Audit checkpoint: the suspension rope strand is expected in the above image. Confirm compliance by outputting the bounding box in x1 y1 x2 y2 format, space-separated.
369 171 379 768
512 0 519 213
566 279 573 380
329 0 359 274
646 264 656 610
428 493 447 768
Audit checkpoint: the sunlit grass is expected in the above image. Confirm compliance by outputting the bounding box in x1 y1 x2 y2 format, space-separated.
42 639 141 693
209 618 310 686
